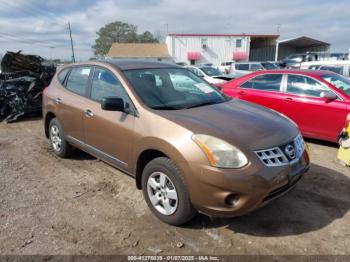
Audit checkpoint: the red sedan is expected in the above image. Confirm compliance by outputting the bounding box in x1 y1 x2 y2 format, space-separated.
221 70 350 142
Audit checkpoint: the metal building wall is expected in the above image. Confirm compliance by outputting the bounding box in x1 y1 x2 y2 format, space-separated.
166 36 250 65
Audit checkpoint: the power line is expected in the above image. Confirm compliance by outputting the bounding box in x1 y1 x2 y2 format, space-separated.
0 32 67 47
0 32 68 48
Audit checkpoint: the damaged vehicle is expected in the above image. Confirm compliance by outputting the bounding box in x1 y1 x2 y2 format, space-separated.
0 51 56 122
43 60 310 226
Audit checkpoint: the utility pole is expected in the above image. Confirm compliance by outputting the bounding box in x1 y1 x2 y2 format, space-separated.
68 22 76 62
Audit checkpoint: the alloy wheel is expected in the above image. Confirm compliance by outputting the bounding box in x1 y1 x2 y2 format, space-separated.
147 172 178 216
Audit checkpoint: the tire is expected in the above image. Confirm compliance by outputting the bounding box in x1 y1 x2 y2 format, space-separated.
49 118 73 158
141 157 196 226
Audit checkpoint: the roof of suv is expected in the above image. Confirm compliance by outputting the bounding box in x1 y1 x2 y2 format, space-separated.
104 59 179 70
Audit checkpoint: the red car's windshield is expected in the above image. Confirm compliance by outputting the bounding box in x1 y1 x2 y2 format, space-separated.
321 74 350 96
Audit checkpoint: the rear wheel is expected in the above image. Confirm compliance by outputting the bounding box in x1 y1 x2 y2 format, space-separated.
49 118 73 158
141 157 196 226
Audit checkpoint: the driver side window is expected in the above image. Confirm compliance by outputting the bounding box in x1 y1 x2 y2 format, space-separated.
90 67 130 103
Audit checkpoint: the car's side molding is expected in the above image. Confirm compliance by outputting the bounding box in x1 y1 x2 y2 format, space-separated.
66 136 129 170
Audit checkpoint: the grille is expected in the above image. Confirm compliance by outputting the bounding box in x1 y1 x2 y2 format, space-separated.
255 134 305 167
255 147 289 167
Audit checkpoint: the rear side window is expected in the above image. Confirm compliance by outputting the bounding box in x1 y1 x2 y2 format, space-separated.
237 64 249 70
57 68 69 85
286 75 328 97
250 64 264 71
241 74 282 91
65 67 92 96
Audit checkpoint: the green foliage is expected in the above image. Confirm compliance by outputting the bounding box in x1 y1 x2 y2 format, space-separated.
92 21 159 56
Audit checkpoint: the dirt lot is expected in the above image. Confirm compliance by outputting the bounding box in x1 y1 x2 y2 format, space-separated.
0 119 349 255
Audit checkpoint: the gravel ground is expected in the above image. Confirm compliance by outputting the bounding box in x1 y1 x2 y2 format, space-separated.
0 119 349 255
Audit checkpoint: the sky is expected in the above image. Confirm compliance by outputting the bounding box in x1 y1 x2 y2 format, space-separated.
0 0 349 61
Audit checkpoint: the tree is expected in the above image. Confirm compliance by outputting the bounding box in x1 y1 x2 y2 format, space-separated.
137 31 158 43
92 21 159 56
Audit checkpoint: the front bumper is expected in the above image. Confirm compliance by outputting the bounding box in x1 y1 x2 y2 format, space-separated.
179 150 310 218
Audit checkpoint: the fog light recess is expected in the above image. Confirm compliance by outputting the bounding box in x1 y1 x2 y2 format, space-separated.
225 194 240 206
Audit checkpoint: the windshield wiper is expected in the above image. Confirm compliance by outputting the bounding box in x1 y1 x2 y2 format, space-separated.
150 105 179 110
185 102 215 109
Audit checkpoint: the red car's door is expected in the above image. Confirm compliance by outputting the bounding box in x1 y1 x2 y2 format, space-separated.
224 73 285 112
280 74 348 142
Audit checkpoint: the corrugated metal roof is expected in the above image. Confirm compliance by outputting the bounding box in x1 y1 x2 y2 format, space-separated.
278 36 330 48
107 43 171 58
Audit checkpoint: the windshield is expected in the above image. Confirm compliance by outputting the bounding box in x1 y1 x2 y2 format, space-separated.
200 67 222 76
123 68 230 110
261 62 278 70
321 74 350 96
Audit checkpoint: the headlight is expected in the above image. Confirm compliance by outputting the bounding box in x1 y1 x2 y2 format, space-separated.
192 134 248 169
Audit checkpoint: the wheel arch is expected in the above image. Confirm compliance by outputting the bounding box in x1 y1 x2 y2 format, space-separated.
134 138 188 190
44 112 56 138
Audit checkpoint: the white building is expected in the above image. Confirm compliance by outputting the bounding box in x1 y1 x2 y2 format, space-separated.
166 33 278 65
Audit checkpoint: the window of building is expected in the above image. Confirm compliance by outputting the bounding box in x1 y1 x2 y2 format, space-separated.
236 39 242 48
201 38 208 49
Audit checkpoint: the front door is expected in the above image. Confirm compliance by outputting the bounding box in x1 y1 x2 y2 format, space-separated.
83 66 135 170
280 74 347 141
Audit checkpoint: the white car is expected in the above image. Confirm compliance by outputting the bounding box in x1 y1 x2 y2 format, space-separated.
301 60 350 77
229 62 279 76
185 65 229 85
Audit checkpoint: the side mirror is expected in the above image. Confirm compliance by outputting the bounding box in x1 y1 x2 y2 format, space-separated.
101 97 125 112
320 91 337 101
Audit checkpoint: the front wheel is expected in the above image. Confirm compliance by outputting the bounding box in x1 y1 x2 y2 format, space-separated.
141 157 196 226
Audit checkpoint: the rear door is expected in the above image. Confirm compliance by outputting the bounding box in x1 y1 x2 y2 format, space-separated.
280 74 347 141
83 66 136 170
56 66 93 142
229 73 285 112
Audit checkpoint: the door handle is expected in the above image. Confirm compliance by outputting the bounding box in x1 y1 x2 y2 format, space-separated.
284 97 293 102
239 90 245 95
55 98 62 104
84 109 94 118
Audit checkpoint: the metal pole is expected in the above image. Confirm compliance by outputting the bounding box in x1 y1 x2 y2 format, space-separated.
68 22 76 62
275 41 279 62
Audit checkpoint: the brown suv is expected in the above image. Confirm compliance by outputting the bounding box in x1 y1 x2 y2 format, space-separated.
43 60 310 225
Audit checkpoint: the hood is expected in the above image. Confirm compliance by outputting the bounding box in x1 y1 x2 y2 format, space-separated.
155 99 299 151
206 76 226 84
